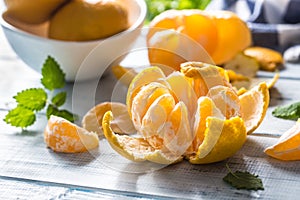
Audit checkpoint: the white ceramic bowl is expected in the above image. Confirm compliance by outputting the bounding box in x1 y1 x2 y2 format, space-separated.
1 0 146 81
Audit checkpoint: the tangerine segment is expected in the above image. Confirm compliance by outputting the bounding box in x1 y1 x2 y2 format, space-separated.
44 115 99 153
141 93 176 138
130 82 170 131
207 85 241 119
126 67 167 114
102 111 182 164
264 119 300 161
161 101 193 155
210 11 252 65
187 96 224 155
165 71 198 118
188 116 246 164
82 102 135 136
239 82 269 134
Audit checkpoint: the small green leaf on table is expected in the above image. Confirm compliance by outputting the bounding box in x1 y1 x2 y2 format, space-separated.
272 102 300 120
223 170 264 191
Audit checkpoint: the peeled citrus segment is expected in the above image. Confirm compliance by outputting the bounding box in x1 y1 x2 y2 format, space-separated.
207 85 241 119
126 67 167 113
44 115 99 153
82 102 135 136
161 101 193 155
102 111 182 164
165 71 198 117
239 82 269 134
188 116 246 164
130 82 170 131
265 119 300 161
187 96 224 155
141 93 175 138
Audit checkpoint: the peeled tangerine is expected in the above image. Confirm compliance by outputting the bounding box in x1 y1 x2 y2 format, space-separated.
265 119 300 161
44 115 99 153
103 62 269 164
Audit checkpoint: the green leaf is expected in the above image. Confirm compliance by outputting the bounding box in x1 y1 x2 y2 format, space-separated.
13 88 47 111
51 92 67 107
55 109 78 123
4 106 36 128
223 170 264 191
41 56 66 91
46 104 78 122
46 104 59 119
272 102 300 120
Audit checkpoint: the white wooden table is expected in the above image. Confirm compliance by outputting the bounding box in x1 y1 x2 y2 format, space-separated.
1 23 300 200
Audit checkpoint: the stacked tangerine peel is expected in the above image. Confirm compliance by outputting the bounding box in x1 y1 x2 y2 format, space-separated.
44 62 270 165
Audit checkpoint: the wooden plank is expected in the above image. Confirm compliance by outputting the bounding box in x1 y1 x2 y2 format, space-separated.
0 177 162 200
0 122 299 199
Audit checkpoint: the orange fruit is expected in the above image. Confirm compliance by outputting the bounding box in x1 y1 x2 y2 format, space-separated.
147 10 251 70
209 11 252 64
244 46 284 71
48 0 129 41
4 0 68 24
147 9 218 70
265 119 300 161
82 102 135 136
103 62 255 164
44 115 99 153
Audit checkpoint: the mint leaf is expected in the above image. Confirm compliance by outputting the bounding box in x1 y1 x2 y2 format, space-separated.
14 88 47 111
4 106 36 128
41 56 65 90
223 170 264 191
55 109 78 122
272 102 300 120
46 104 77 122
51 92 66 107
46 104 58 119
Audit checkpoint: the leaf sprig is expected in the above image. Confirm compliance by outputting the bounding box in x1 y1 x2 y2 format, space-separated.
223 164 264 191
4 56 77 128
272 102 300 120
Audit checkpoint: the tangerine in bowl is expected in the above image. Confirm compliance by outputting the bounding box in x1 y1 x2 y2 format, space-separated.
1 0 147 81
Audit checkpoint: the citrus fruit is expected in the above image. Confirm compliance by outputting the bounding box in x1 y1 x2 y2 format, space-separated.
265 119 300 161
147 9 218 70
44 115 99 153
239 82 269 134
82 102 135 136
147 9 251 70
243 46 284 71
48 0 129 41
4 0 68 24
103 62 263 164
209 11 252 65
